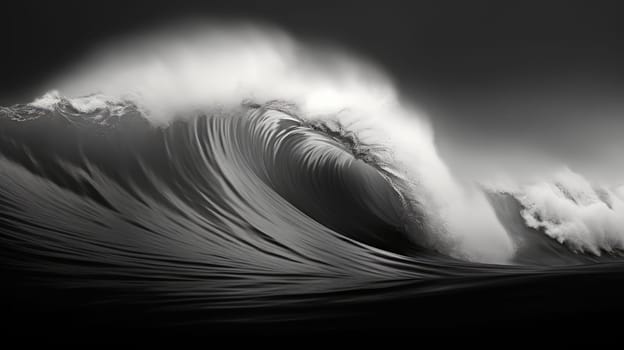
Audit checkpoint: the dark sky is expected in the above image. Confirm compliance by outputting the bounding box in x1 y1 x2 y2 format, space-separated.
5 0 624 181
6 1 624 99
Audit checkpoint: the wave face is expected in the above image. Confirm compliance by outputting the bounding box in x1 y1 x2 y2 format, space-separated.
0 96 479 321
1 23 624 327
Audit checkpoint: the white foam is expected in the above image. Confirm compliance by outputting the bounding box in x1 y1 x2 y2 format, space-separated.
67 94 111 113
514 168 624 255
29 89 127 115
30 90 62 110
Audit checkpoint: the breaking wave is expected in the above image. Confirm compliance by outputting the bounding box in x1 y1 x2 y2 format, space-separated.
1 22 623 324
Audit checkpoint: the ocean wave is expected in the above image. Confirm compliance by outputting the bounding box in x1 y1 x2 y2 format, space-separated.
1 23 623 322
1 92 621 269
512 169 624 256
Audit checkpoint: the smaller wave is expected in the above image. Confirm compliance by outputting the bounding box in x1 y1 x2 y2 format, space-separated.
515 169 624 256
29 90 140 124
486 169 624 263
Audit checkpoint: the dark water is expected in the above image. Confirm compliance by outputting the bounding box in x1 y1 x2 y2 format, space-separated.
1 97 624 337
